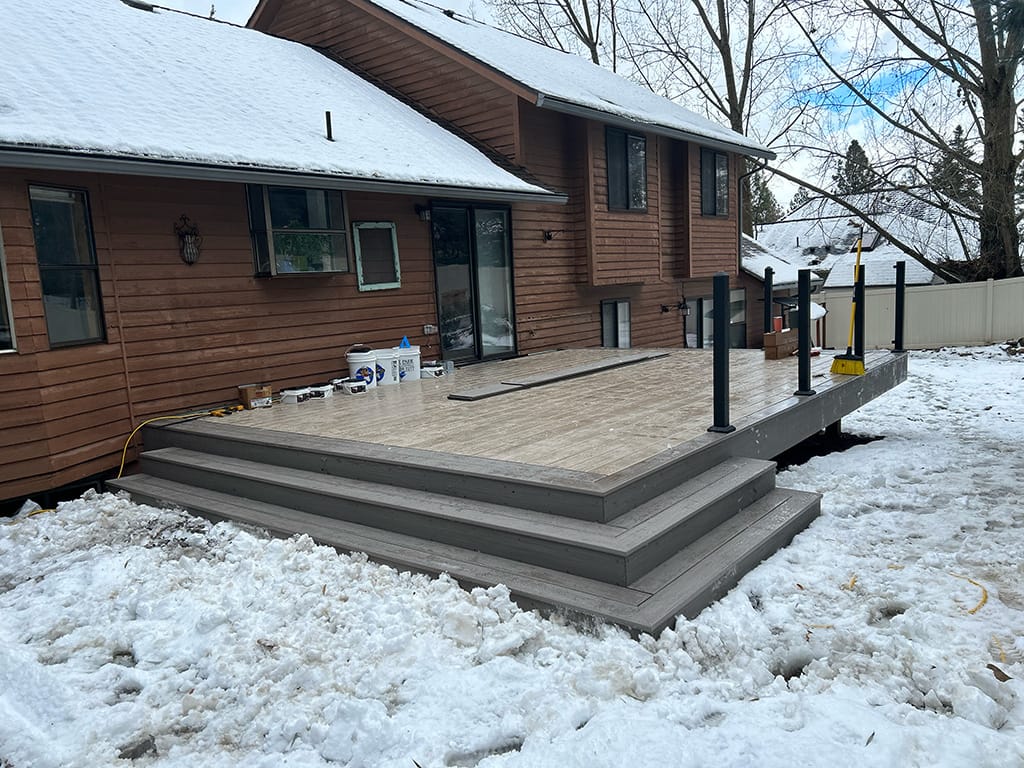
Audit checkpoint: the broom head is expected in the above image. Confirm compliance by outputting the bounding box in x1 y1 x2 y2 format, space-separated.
830 352 865 375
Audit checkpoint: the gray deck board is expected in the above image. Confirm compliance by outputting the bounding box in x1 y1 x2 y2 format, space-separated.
111 475 654 611
499 351 667 388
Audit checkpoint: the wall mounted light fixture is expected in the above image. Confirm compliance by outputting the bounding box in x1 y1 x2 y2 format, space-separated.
174 214 202 265
543 229 564 241
415 204 431 222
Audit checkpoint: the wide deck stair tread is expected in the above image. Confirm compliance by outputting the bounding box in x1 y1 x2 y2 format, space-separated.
108 474 820 634
136 447 777 586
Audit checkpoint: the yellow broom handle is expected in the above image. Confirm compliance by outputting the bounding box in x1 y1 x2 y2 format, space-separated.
846 237 863 349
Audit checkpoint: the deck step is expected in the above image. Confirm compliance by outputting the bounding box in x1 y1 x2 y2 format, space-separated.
107 474 820 635
142 419 738 522
134 447 777 586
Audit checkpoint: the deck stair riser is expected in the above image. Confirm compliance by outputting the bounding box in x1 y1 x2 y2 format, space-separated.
141 422 732 523
108 473 820 635
138 447 778 587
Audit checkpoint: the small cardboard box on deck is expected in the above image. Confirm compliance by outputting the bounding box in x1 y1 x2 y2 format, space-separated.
238 383 273 409
763 330 798 360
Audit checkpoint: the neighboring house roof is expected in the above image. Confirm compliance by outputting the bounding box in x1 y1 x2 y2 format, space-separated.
255 0 774 159
0 0 560 202
822 248 940 288
740 235 822 288
755 192 971 284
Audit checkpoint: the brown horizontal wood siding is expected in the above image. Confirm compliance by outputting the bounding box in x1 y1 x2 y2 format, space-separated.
587 122 661 286
689 144 740 278
0 169 439 501
262 0 520 161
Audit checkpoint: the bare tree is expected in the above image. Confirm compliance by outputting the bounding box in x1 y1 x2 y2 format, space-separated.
779 0 1023 280
488 0 617 66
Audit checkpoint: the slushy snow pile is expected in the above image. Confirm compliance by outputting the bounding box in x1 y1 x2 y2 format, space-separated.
2 346 1022 767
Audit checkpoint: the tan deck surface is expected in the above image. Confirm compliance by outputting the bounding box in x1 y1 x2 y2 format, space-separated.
218 348 890 476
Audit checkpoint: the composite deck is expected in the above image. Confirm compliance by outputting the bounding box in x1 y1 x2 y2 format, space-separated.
110 347 908 634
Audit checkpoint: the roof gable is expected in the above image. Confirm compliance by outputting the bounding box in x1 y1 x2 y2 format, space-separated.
252 0 773 159
0 0 556 199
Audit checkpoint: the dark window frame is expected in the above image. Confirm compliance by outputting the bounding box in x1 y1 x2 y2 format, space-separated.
700 148 730 217
246 185 350 276
28 184 106 348
606 127 648 212
601 298 631 348
0 222 15 352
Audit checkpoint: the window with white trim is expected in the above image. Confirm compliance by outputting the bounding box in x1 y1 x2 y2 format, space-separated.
28 186 105 347
601 299 631 348
246 185 349 275
353 221 401 291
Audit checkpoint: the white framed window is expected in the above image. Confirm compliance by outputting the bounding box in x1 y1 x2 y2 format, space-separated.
0 222 15 352
353 221 401 291
246 185 349 275
28 185 106 347
601 299 631 348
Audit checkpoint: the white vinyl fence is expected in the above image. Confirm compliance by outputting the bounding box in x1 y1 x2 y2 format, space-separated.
818 275 1024 350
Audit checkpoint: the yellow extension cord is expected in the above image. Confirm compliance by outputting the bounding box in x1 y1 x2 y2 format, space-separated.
115 406 245 479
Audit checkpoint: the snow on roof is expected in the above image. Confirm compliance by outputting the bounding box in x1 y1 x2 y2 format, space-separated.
0 0 552 196
740 235 817 287
358 0 773 158
823 247 940 288
756 192 973 282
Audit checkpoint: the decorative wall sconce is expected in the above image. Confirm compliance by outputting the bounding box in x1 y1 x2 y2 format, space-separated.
661 299 692 315
543 229 564 241
174 214 202 265
414 204 431 222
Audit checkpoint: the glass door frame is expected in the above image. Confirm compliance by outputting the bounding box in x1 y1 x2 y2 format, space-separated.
430 201 518 363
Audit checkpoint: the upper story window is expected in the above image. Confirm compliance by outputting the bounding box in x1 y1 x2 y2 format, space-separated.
0 223 14 351
606 127 647 211
28 186 106 347
246 185 349 276
700 148 730 216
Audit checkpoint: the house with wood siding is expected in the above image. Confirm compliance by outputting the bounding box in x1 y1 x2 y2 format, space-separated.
0 0 773 506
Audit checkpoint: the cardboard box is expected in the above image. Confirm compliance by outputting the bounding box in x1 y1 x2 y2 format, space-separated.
763 331 798 360
238 383 273 409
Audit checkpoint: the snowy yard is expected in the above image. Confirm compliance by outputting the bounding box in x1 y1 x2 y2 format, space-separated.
1 346 1022 767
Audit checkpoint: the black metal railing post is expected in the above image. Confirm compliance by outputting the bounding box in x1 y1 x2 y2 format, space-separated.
794 268 816 396
763 266 774 335
708 272 735 434
854 264 866 358
893 260 906 352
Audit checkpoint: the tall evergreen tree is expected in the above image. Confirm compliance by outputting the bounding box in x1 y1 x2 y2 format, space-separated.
749 171 783 225
789 186 811 213
929 125 980 208
833 140 878 195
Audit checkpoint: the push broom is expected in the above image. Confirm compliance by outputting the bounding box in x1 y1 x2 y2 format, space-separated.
830 235 866 375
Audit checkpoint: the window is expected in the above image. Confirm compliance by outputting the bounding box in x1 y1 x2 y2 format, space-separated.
695 289 746 348
246 185 349 275
28 186 105 347
601 299 631 348
0 223 14 351
700 148 730 216
606 128 647 211
353 222 401 291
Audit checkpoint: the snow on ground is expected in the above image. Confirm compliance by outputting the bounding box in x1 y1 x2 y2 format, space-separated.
2 347 1022 767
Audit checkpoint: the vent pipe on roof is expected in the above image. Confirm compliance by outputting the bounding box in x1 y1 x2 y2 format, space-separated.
325 111 334 142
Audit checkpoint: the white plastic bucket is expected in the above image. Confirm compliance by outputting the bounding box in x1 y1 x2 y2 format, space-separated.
280 387 312 404
346 350 377 389
375 348 399 386
394 345 421 383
